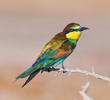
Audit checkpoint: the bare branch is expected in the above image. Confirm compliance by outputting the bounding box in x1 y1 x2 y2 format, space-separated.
80 82 93 100
58 68 110 82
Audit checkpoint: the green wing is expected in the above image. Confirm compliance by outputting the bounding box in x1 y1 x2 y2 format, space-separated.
16 33 66 79
32 33 67 68
16 33 75 87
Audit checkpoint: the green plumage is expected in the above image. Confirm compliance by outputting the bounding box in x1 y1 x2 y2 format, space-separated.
16 23 88 87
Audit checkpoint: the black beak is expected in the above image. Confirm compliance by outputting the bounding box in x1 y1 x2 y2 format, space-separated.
79 27 89 31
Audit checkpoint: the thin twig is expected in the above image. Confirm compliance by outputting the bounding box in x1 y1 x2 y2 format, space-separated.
58 68 110 82
80 82 93 100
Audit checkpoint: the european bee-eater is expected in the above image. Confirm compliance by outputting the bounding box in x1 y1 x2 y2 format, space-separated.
16 23 88 87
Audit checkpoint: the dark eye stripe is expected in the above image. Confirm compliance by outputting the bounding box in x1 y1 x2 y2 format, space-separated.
73 29 78 31
65 29 78 34
69 29 73 31
70 29 78 31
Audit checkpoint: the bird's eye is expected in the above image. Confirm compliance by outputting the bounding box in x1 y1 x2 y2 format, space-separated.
69 29 73 31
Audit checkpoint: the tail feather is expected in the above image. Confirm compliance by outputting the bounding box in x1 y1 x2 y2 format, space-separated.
22 69 41 87
16 66 37 80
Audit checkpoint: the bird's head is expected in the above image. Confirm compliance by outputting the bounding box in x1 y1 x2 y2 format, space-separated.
63 23 88 40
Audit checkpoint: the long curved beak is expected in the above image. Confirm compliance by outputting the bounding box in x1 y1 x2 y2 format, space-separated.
79 27 89 31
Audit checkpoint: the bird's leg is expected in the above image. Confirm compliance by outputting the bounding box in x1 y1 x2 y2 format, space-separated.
41 67 52 73
51 66 60 71
41 66 60 73
61 62 67 73
45 67 53 72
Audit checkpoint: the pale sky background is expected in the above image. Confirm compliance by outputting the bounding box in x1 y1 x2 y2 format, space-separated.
0 0 110 100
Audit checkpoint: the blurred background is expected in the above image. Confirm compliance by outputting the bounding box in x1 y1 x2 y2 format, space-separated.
0 0 110 100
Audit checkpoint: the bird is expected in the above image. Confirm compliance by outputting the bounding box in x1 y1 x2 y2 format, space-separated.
16 23 88 87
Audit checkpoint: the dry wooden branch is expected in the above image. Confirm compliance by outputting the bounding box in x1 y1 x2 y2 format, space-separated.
58 68 110 82
80 82 93 100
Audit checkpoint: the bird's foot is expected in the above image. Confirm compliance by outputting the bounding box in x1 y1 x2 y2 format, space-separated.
61 63 67 73
41 67 60 73
63 69 67 73
51 67 60 71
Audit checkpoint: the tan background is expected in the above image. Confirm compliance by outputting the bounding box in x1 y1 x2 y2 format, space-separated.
0 0 110 100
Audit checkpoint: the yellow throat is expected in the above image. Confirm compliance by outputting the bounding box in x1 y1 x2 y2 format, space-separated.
66 31 81 40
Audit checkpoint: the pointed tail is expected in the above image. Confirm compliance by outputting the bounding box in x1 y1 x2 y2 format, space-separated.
16 66 41 87
16 66 37 80
22 69 41 87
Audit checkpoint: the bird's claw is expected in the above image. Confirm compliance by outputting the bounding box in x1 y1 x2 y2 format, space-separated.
52 67 60 71
41 67 60 73
63 69 67 73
